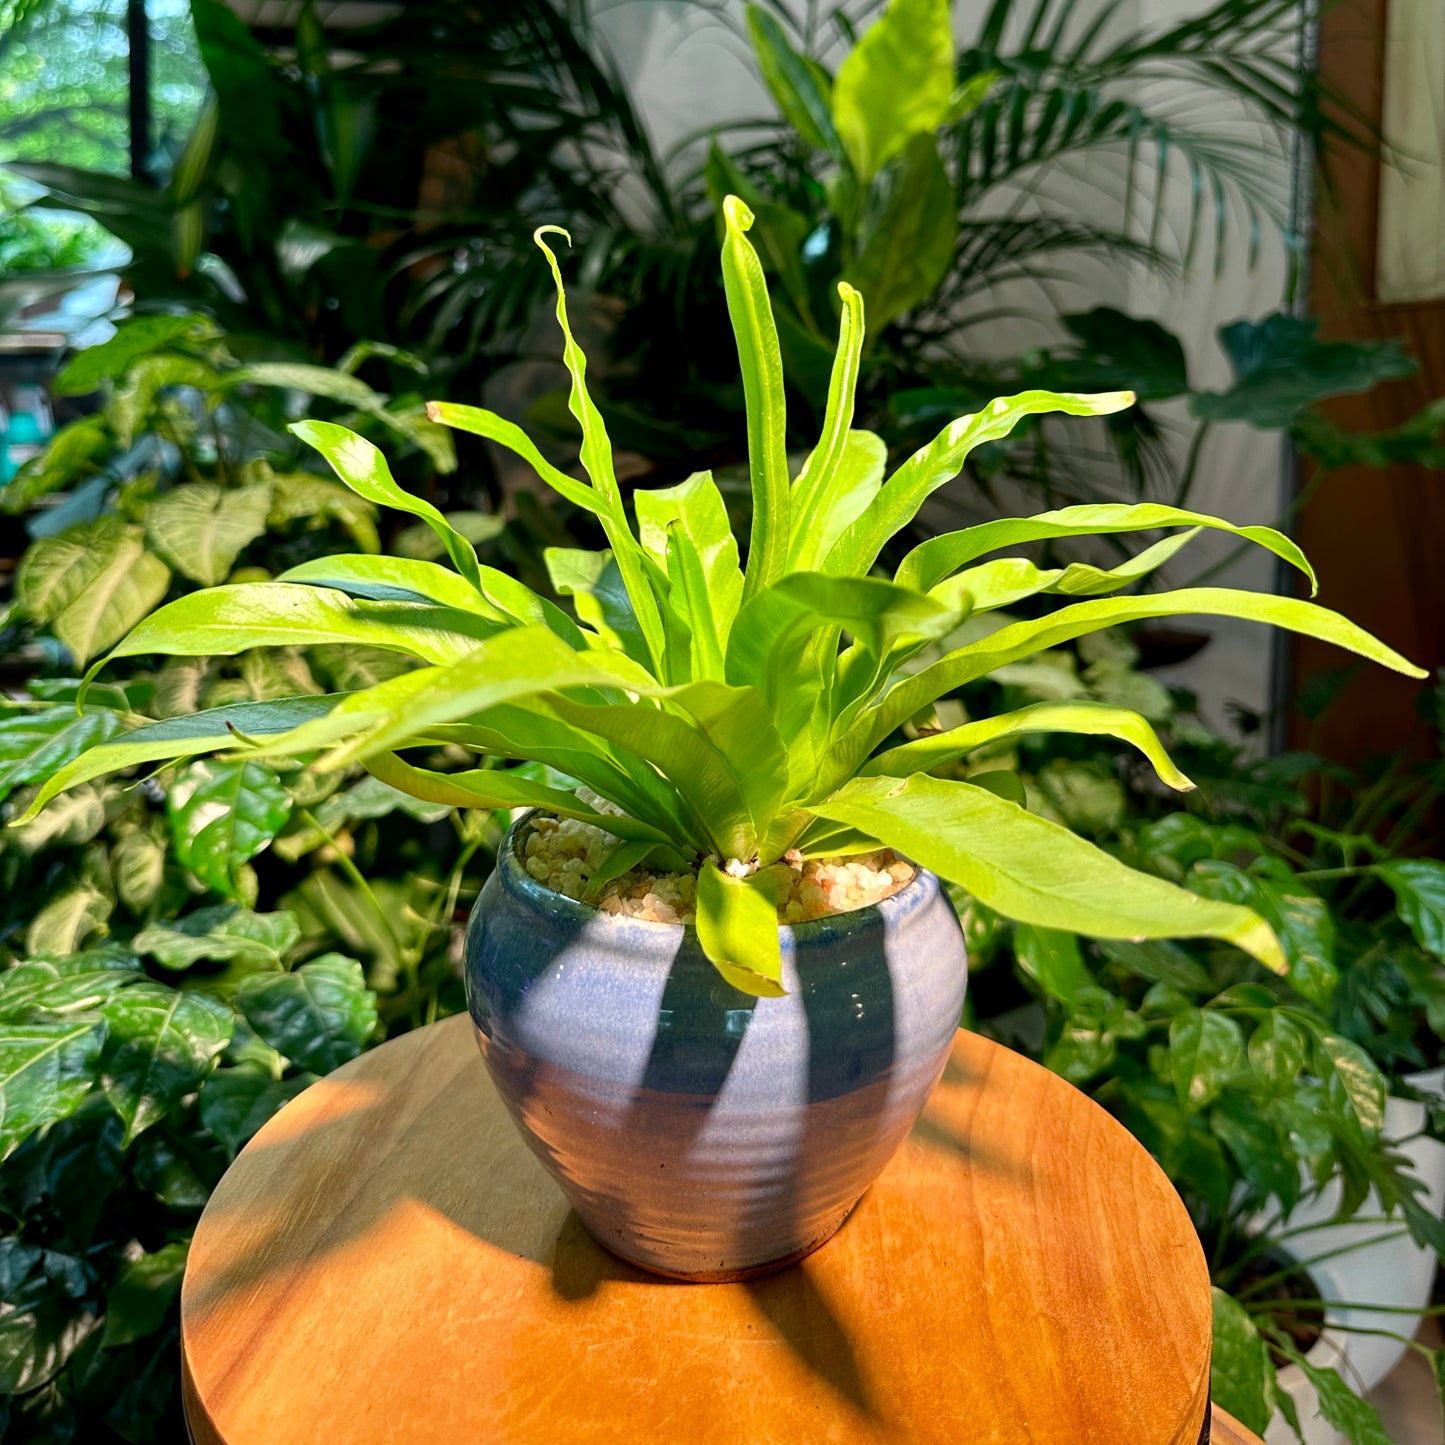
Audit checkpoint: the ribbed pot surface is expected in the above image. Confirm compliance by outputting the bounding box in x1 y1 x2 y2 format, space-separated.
464 819 968 1279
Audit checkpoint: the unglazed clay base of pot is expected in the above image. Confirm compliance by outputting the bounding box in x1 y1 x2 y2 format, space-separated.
180 1014 1232 1445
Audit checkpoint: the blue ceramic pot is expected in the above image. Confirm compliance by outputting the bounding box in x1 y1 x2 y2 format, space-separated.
464 816 968 1279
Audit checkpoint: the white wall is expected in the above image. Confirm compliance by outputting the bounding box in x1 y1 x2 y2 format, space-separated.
592 0 1303 732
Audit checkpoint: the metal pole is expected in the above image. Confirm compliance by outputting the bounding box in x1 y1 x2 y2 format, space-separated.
127 0 151 182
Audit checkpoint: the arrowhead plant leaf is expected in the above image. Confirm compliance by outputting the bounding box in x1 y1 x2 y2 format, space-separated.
26 196 1426 995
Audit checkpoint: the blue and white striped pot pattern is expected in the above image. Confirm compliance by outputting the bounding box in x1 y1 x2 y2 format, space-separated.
463 815 968 1280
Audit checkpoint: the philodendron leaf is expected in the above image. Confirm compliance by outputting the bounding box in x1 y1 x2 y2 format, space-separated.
0 1020 107 1160
234 954 377 1075
100 1242 188 1347
1193 314 1416 429
13 696 344 822
843 134 957 330
831 0 954 182
1210 1288 1274 1436
805 775 1288 971
52 531 172 667
0 705 122 804
144 481 273 586
99 983 234 1143
863 699 1194 792
14 516 128 623
168 759 292 898
290 421 483 592
721 197 791 601
1169 1007 1244 1112
696 860 785 998
111 829 168 913
25 887 112 960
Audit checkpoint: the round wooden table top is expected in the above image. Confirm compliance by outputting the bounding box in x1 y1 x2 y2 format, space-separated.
180 1014 1248 1445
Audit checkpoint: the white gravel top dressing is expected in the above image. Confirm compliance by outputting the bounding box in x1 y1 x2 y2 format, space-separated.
520 814 915 926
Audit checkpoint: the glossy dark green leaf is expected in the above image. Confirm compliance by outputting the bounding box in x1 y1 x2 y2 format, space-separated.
0 954 140 1023
99 983 234 1143
1193 314 1416 429
1294 1359 1392 1445
1170 1008 1243 1112
1314 1032 1386 1137
133 905 300 973
0 1020 107 1160
1376 859 1445 958
235 954 377 1075
0 1241 99 1395
745 4 844 159
100 1243 187 1347
1013 925 1091 1005
198 1065 314 1156
1188 861 1338 1007
1210 1097 1298 1211
168 759 292 898
1247 1012 1308 1091
1210 1288 1273 1436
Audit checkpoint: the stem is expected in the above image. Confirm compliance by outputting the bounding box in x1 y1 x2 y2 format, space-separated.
1170 420 1212 510
1235 1230 1411 1300
1247 1297 1445 1316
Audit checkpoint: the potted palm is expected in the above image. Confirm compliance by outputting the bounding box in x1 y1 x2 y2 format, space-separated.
20 198 1424 1279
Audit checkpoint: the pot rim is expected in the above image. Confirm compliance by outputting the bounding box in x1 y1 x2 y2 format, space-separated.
497 809 940 940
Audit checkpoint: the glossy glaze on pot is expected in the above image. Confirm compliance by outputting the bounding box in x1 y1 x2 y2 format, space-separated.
463 818 968 1279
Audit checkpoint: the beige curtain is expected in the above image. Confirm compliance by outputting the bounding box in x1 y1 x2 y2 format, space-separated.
1377 0 1445 303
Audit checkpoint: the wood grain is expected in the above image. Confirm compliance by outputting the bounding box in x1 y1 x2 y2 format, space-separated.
181 1015 1213 1444
1210 1404 1268 1445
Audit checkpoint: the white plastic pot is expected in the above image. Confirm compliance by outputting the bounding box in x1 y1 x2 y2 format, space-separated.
1264 1068 1445 1445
